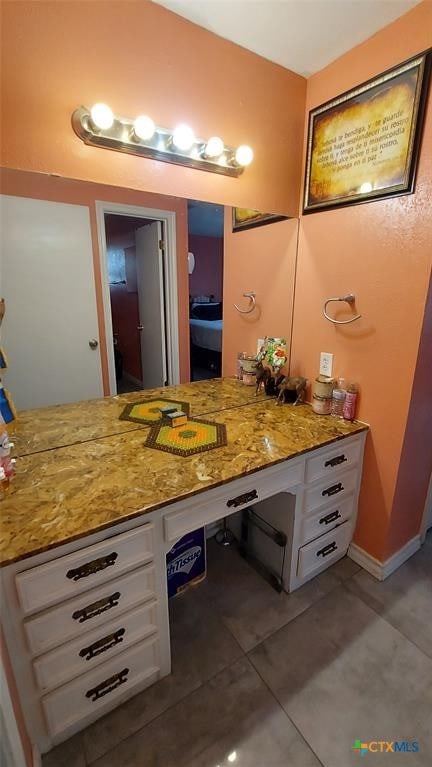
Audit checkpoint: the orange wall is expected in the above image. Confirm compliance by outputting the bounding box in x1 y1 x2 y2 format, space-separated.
388 272 432 553
291 2 432 559
0 168 190 388
0 0 306 217
223 212 299 373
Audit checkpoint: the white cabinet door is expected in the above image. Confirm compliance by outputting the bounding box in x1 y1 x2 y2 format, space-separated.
135 221 167 389
0 195 103 409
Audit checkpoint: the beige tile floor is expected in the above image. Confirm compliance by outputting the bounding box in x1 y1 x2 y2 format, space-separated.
43 532 432 767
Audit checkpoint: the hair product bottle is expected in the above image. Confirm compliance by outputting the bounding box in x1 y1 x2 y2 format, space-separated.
343 382 359 421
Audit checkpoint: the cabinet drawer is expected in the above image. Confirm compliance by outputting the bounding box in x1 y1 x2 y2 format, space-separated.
16 525 154 615
303 468 357 515
300 495 355 546
33 600 159 692
24 565 156 656
42 635 160 739
164 460 303 543
305 437 361 484
297 520 353 580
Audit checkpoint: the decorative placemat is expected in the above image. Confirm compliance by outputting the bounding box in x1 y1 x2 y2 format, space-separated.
119 398 190 425
145 417 227 457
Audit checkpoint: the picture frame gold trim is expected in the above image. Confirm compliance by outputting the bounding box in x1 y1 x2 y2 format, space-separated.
232 208 288 232
303 50 431 213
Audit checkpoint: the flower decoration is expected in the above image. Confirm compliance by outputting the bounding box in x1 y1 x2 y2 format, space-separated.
256 337 288 372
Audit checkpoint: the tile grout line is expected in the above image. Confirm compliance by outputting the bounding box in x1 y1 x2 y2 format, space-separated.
246 653 326 767
240 576 345 656
341 579 432 663
84 652 326 767
81 567 357 764
82 566 253 765
83 644 248 765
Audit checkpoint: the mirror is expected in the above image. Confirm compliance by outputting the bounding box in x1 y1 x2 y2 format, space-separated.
0 167 299 411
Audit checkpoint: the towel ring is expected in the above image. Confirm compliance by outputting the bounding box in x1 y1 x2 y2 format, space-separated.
234 291 256 315
323 293 362 325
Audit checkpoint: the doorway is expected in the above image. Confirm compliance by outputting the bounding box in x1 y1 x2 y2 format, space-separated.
97 202 179 395
187 200 224 381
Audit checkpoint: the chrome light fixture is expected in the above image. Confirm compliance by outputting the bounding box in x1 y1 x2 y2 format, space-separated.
72 105 253 177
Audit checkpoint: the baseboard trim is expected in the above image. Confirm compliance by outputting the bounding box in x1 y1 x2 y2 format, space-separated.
348 544 383 579
348 535 421 581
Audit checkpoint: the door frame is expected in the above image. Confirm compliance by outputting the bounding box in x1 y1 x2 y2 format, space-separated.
420 472 432 542
96 201 179 394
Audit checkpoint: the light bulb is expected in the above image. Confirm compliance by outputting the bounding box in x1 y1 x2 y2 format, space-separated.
172 124 195 151
205 136 224 158
90 103 114 131
360 181 373 194
133 115 156 141
235 144 254 167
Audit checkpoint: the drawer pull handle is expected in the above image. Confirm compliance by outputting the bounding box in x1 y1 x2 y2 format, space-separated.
79 628 126 661
319 510 341 525
316 541 337 558
324 454 347 468
227 489 258 509
72 591 121 624
86 667 129 702
322 482 343 498
66 552 118 582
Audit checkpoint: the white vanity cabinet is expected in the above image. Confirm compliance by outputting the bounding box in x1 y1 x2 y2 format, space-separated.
1 517 171 755
290 433 366 589
1 429 366 756
161 431 367 593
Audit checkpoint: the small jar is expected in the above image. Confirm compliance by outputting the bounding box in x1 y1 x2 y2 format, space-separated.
242 356 258 374
242 371 256 386
313 376 335 398
331 388 346 417
312 394 332 415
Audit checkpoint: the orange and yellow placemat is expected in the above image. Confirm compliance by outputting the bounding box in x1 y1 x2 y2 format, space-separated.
145 417 227 457
119 398 190 425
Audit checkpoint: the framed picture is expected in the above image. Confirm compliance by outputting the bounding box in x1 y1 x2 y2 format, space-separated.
303 50 431 213
232 208 288 232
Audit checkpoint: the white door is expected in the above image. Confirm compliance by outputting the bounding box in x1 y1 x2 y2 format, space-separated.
135 221 167 389
0 196 103 410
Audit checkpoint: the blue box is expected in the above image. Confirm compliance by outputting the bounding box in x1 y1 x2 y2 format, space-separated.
166 528 206 598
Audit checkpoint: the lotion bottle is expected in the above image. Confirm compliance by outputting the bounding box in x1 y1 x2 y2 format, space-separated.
343 382 359 421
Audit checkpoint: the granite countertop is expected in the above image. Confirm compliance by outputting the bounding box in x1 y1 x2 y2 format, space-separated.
1 381 368 567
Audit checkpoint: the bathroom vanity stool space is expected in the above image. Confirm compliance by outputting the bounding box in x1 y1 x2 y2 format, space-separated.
1 430 367 756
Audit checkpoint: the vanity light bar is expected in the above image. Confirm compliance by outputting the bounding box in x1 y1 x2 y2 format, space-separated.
71 106 253 177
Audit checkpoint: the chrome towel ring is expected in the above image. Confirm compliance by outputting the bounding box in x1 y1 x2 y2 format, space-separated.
323 293 361 325
234 291 256 314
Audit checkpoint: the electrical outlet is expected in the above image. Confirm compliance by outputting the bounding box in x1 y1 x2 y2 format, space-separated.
319 352 333 377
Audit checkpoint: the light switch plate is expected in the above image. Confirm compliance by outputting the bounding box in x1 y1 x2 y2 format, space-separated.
319 352 333 377
257 338 264 355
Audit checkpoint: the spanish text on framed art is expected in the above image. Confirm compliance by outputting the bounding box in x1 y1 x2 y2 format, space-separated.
303 51 431 213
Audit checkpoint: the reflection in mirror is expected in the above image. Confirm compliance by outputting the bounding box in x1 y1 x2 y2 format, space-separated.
187 201 224 383
0 168 299 411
